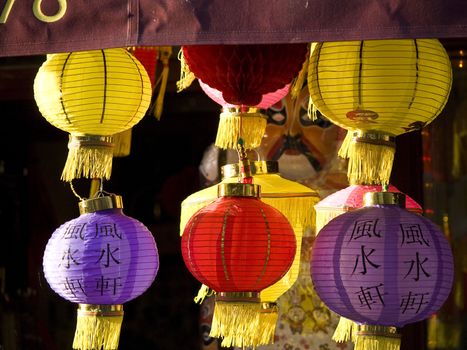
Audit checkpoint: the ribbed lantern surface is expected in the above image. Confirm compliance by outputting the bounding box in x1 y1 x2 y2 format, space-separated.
311 201 453 327
182 196 296 292
43 208 159 304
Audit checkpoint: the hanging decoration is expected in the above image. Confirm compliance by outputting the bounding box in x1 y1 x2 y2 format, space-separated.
315 184 422 232
179 44 308 149
311 191 454 350
43 194 159 350
181 148 297 348
34 48 152 181
307 39 452 185
181 160 319 346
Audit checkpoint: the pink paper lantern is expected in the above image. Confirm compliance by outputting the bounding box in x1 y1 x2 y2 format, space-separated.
199 79 290 109
315 185 422 232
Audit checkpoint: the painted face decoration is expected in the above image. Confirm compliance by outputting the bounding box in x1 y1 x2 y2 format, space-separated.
258 86 348 194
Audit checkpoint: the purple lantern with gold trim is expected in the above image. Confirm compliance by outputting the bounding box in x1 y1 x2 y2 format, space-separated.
43 194 159 350
311 191 454 350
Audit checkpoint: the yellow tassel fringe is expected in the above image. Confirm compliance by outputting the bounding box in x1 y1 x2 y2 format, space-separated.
154 46 172 120
176 49 195 92
62 137 114 181
253 307 279 346
354 334 401 350
112 129 132 158
337 130 354 160
210 301 260 348
215 111 267 150
332 317 357 343
345 140 395 186
73 313 123 350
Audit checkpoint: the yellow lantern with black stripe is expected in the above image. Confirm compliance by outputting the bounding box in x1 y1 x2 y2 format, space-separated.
34 48 152 181
308 39 452 185
180 160 319 347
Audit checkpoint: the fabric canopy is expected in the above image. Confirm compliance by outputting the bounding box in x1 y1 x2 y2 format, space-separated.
1 0 467 57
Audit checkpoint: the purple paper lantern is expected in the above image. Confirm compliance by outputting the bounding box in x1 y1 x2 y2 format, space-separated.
311 192 453 328
43 194 159 350
43 195 159 304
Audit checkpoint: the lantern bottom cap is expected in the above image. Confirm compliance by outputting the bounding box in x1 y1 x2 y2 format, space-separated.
354 325 401 350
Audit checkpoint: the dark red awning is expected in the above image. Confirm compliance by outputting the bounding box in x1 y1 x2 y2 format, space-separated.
1 0 467 57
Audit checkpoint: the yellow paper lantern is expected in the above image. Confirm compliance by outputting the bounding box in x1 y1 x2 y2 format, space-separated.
180 160 319 347
34 48 152 181
308 39 452 185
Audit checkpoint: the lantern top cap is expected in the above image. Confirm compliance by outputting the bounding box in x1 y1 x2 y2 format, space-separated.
79 194 123 214
217 183 261 198
364 191 406 207
222 161 279 179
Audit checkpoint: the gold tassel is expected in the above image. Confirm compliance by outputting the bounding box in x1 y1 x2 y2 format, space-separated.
112 129 132 157
332 317 357 343
210 293 260 348
307 96 320 121
194 284 213 304
337 130 354 159
215 109 267 150
73 304 123 350
62 134 114 182
344 132 396 186
176 49 195 92
252 303 279 346
153 46 172 120
354 325 401 350
290 44 310 99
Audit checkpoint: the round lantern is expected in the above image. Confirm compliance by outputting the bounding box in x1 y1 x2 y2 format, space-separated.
308 39 452 185
181 160 318 346
315 184 422 232
181 44 308 149
311 192 454 350
34 48 152 181
43 195 159 350
181 181 297 347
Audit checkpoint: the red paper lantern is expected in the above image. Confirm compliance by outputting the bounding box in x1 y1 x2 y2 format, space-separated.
182 44 308 106
182 184 296 292
181 182 296 346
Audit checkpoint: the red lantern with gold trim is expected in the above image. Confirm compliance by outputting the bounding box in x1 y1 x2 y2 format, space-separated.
181 181 296 347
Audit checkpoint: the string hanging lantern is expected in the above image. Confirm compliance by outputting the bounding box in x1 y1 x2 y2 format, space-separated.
307 39 452 185
179 44 308 149
181 149 297 348
311 191 454 350
43 194 159 350
181 160 319 346
34 48 152 181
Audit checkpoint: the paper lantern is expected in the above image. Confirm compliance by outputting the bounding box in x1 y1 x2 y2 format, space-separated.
181 44 308 149
43 195 159 350
308 39 452 185
315 184 422 232
311 192 454 350
34 48 152 181
199 80 290 109
181 181 296 348
181 160 319 346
